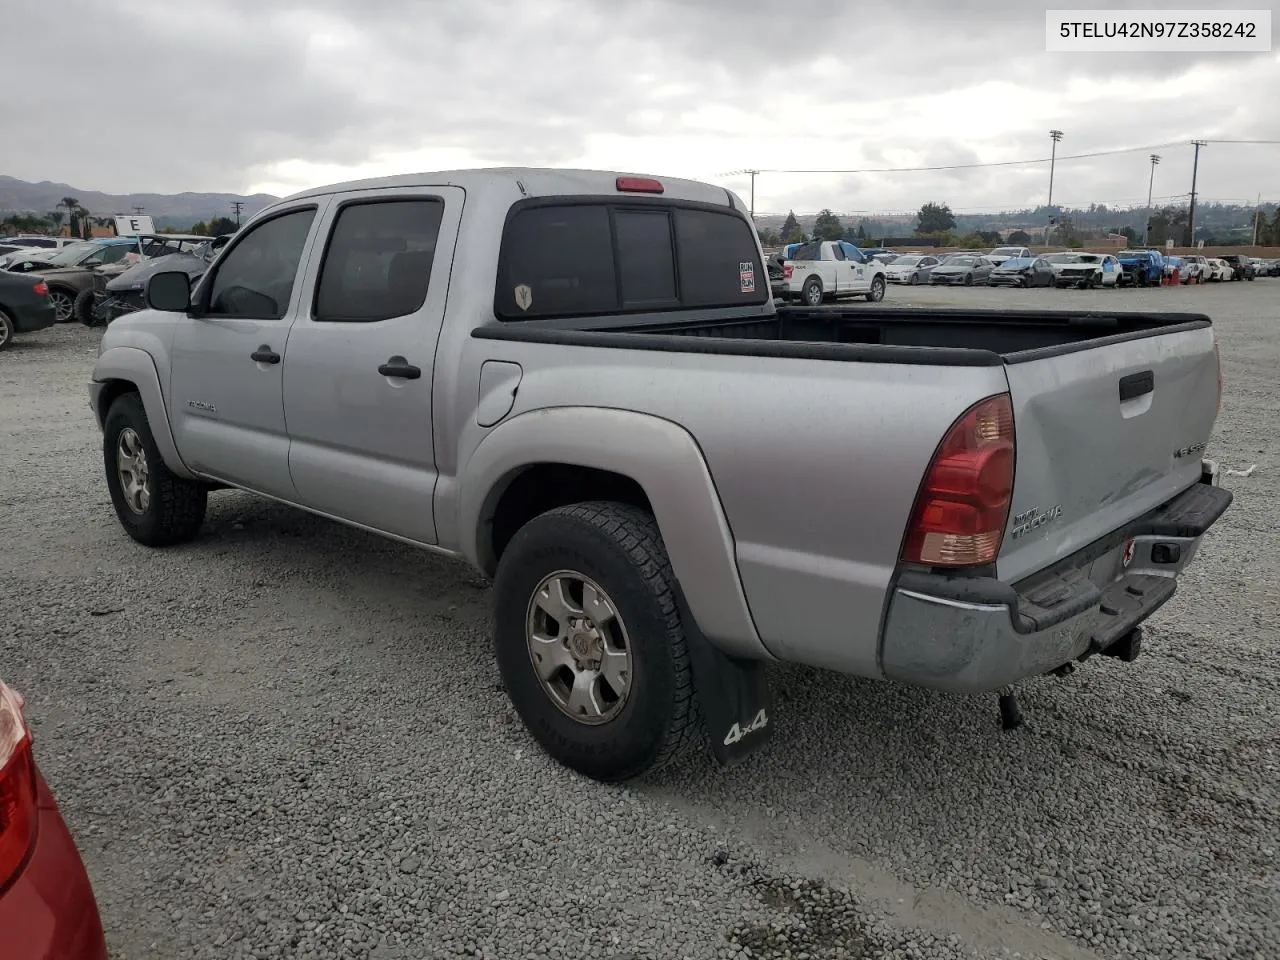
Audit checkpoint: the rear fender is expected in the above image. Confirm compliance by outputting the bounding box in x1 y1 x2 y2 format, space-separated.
91 345 195 479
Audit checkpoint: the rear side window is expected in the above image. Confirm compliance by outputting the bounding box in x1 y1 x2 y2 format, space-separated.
497 201 765 319
314 198 444 322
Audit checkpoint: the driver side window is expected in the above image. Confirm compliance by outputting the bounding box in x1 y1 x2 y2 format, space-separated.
204 208 317 319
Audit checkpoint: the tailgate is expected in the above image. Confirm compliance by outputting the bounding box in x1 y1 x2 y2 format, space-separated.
997 324 1220 582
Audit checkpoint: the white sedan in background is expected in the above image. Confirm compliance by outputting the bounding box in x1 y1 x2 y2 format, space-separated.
883 254 942 285
1206 258 1231 282
1044 252 1122 287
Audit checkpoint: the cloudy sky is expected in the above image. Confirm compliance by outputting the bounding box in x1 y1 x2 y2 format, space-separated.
6 0 1278 215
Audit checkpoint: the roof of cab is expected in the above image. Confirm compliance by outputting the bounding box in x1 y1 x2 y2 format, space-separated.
278 167 740 209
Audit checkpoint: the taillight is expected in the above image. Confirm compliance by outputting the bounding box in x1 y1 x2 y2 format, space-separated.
0 681 37 895
1212 341 1223 417
615 176 664 194
901 393 1015 568
783 264 793 280
31 281 49 297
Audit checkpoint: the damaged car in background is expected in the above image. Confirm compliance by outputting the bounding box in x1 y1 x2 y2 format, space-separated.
83 234 230 326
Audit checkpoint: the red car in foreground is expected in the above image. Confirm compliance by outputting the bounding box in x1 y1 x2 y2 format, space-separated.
0 679 109 960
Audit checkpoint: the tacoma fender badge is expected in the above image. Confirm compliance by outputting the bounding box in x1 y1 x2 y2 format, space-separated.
1010 504 1063 540
187 399 217 414
1174 441 1207 459
723 708 769 747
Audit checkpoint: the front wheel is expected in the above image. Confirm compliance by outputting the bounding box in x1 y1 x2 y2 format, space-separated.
47 288 75 323
909 272 919 285
963 274 974 286
103 393 208 546
493 501 698 782
0 309 14 351
865 275 886 302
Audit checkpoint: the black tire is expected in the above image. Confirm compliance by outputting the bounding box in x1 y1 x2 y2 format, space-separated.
47 287 75 323
909 272 919 285
493 501 698 782
73 288 97 326
802 277 823 306
0 309 14 352
865 275 886 302
103 392 207 547
963 273 974 286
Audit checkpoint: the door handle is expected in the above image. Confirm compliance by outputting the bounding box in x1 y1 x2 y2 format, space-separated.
251 345 280 364
378 356 421 380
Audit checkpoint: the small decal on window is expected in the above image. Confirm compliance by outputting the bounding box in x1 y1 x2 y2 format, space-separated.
514 284 533 311
739 261 755 293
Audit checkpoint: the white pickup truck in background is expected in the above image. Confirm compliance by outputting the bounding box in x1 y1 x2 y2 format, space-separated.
781 240 887 305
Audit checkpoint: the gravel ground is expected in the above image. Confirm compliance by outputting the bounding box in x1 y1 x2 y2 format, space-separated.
0 279 1276 960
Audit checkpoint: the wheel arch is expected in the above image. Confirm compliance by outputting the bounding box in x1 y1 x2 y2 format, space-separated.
92 346 197 480
455 406 767 660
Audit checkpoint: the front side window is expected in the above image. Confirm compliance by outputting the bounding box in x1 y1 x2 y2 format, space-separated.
204 208 316 318
496 202 766 319
314 199 444 322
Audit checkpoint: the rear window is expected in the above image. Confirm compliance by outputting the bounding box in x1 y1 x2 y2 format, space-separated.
496 202 766 319
791 241 823 261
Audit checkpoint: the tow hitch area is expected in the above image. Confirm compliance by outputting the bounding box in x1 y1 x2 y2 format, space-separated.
1099 626 1143 663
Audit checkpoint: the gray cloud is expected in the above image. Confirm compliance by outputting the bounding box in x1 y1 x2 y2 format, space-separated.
1 0 1276 214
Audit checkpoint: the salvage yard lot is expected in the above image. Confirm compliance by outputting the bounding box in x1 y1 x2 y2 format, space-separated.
1 282 1276 960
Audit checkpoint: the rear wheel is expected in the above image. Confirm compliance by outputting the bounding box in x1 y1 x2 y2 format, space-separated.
802 278 823 306
865 275 886 302
0 309 14 351
493 501 698 782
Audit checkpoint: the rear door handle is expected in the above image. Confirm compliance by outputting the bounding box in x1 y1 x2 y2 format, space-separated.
251 345 280 364
378 356 421 380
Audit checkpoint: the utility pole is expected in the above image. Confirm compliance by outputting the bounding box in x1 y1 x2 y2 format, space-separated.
745 170 758 219
1046 130 1063 245
1143 154 1160 245
1252 192 1261 245
1187 140 1206 247
231 201 244 228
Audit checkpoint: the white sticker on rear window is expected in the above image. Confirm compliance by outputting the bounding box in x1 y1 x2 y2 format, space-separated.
739 261 755 294
514 283 532 311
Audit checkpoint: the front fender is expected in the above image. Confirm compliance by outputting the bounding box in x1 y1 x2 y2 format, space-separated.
455 406 768 661
90 345 195 480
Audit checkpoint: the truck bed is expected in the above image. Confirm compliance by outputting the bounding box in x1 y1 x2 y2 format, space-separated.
473 306 1211 366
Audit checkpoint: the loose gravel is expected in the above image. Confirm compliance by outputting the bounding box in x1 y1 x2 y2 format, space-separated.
0 279 1276 960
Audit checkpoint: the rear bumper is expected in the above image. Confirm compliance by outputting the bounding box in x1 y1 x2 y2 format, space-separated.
879 461 1231 693
0 769 109 960
13 300 57 333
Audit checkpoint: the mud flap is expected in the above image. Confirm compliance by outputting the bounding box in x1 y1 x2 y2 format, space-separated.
673 586 773 767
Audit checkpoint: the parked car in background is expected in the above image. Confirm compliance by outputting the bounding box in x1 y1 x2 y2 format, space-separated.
988 256 1056 287
883 253 941 285
1255 258 1280 277
987 245 1033 265
0 236 79 267
5 237 141 274
0 678 110 959
782 239 887 304
82 234 222 325
1220 254 1255 281
1047 252 1122 288
0 269 56 350
1179 255 1211 283
928 253 992 286
1116 249 1165 287
1206 258 1231 282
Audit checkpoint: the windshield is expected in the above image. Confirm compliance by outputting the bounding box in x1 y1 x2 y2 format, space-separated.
888 256 921 265
943 255 976 266
998 258 1033 268
991 247 1024 256
43 241 100 265
1043 253 1076 263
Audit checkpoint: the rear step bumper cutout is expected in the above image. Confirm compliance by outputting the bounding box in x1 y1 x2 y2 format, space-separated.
880 477 1232 694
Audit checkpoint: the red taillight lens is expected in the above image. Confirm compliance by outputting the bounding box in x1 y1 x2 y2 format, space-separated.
1212 340 1223 417
615 176 664 194
0 681 37 895
31 281 49 297
901 393 1015 568
783 264 793 280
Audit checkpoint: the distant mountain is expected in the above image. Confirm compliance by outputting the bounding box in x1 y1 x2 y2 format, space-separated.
0 175 279 229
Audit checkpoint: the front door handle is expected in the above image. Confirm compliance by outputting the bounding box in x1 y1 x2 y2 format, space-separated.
378 356 421 380
251 345 280 364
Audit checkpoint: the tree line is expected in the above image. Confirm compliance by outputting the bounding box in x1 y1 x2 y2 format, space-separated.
1 196 239 239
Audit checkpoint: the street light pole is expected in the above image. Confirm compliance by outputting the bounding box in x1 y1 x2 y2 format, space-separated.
1143 154 1160 245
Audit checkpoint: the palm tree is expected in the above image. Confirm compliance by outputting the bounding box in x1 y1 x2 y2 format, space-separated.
77 208 94 240
46 210 65 232
59 196 80 237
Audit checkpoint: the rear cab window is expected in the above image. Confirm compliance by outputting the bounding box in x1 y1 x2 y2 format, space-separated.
495 200 767 319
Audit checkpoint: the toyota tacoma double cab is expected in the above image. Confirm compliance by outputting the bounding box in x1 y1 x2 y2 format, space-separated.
89 168 1231 782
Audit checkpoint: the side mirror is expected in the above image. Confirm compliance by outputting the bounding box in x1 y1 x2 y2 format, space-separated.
147 270 192 312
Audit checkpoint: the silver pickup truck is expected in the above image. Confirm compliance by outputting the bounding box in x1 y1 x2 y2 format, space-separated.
89 168 1231 782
